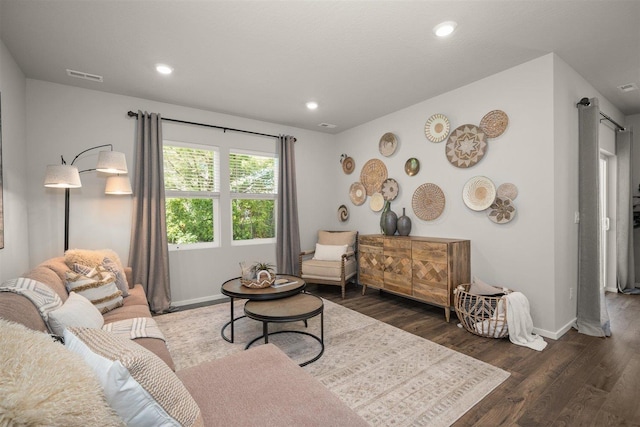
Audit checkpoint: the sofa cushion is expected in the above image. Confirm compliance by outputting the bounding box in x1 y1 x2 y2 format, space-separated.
64 327 201 427
65 267 123 314
0 319 124 426
48 291 104 336
23 257 70 302
177 343 368 426
301 257 357 281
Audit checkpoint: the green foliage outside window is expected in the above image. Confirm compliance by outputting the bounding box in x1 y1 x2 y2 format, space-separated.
165 198 213 244
232 199 275 241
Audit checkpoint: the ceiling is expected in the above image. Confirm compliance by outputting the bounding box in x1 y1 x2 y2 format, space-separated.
1 1 639 134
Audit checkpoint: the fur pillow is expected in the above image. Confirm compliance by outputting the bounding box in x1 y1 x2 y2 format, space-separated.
65 248 125 272
0 319 124 426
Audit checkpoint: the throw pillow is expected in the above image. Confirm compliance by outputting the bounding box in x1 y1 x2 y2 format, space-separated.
65 266 123 313
64 327 203 427
313 243 348 261
65 248 125 272
73 257 129 297
48 291 105 336
469 276 505 296
0 319 124 427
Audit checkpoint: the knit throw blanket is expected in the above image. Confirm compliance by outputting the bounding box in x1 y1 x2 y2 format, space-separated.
0 277 62 333
102 317 166 341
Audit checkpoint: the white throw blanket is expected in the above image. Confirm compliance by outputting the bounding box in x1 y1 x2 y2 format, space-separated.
0 277 63 333
504 292 547 351
102 317 166 341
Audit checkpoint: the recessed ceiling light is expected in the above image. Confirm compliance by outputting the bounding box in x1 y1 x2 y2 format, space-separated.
306 101 318 110
156 64 173 75
433 21 457 38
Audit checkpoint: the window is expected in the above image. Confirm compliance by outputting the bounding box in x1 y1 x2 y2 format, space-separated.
163 141 220 248
229 150 278 244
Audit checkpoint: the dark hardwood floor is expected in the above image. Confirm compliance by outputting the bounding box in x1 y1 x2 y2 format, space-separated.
305 283 640 427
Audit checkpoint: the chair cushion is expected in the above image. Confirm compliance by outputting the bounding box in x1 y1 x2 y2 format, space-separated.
301 257 357 281
318 231 357 252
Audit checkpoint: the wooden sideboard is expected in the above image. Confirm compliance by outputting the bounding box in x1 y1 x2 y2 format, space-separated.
358 235 470 322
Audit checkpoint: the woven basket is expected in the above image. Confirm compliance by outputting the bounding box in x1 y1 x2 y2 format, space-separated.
454 284 511 338
240 270 275 289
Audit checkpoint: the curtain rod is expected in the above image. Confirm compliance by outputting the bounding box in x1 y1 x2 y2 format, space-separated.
127 111 279 139
576 98 626 131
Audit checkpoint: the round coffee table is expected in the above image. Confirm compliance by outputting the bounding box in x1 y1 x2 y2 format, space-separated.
220 275 305 343
244 292 324 367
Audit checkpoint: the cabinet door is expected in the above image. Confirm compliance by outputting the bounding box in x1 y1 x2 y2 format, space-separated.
359 236 384 288
412 241 450 306
383 238 412 295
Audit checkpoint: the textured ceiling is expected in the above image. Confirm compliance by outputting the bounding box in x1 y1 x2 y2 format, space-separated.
1 0 639 133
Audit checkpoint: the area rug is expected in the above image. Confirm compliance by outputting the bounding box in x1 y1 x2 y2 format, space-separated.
155 298 510 426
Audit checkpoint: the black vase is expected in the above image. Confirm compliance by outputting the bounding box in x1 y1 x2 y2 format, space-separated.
397 208 412 236
380 201 397 235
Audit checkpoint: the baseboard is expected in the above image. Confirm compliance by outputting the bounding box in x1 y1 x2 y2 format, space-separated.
533 317 576 340
172 294 227 307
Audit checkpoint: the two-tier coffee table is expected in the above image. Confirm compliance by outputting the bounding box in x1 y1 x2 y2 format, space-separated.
220 275 305 343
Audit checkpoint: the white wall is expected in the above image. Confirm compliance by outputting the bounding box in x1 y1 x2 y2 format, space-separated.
628 113 640 274
0 39 30 281
25 80 336 304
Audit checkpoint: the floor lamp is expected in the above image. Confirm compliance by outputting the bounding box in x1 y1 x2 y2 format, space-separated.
44 144 132 251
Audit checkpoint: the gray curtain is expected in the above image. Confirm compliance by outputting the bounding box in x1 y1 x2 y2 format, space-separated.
576 98 611 336
276 135 301 275
129 111 171 313
616 129 640 294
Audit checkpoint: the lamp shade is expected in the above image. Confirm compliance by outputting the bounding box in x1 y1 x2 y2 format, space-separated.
96 151 128 174
104 175 132 195
44 165 82 188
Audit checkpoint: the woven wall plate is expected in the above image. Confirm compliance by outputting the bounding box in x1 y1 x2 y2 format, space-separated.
445 124 488 168
479 110 509 138
425 113 450 143
488 196 516 224
342 156 355 174
462 176 496 211
338 205 349 222
404 158 420 176
497 182 518 200
412 183 445 221
370 193 385 212
360 159 388 195
349 182 366 206
381 178 399 201
379 133 398 157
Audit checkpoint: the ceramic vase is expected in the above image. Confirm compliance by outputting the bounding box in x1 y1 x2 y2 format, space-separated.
397 208 412 236
380 201 397 235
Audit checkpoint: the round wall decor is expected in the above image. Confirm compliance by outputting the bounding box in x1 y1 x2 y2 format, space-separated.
479 110 509 138
349 182 366 206
425 113 450 143
379 132 398 157
360 159 388 195
370 193 385 212
445 124 488 168
404 158 420 176
462 176 496 211
488 196 516 224
338 205 349 222
341 156 355 174
412 183 446 221
497 182 518 200
381 178 399 201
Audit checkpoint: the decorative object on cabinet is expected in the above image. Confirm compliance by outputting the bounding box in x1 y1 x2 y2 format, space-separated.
479 110 509 138
445 124 487 168
462 176 496 211
340 154 355 174
379 132 398 157
337 204 349 222
404 158 420 176
380 201 397 236
360 159 388 195
397 208 412 236
496 182 518 200
369 192 385 212
349 182 366 206
381 178 399 201
487 196 516 224
412 183 445 221
424 113 450 143
358 235 470 322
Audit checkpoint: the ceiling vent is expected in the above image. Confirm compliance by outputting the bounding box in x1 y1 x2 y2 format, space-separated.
66 69 103 83
318 123 337 129
617 83 638 93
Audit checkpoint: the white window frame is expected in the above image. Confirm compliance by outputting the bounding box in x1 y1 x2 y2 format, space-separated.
229 148 278 246
163 140 220 251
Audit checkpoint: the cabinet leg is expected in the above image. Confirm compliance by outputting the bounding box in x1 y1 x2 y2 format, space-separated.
445 307 450 323
362 284 367 295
